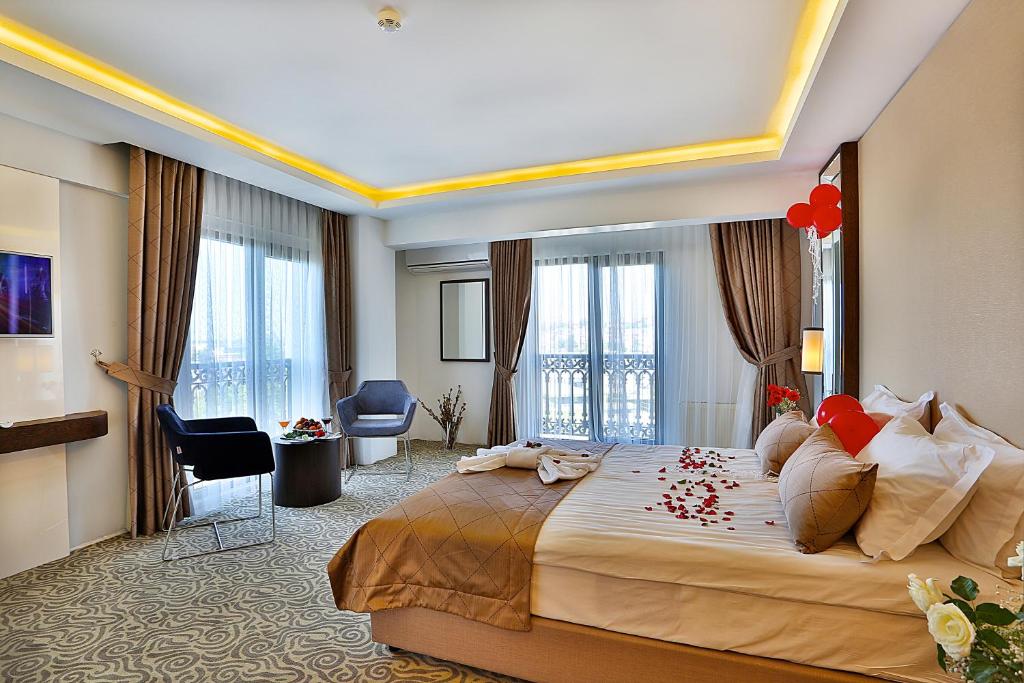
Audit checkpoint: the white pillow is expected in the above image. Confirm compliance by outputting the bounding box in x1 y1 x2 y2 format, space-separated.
933 403 1024 578
854 416 994 561
861 385 935 431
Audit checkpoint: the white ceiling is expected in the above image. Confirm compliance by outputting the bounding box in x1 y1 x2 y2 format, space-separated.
0 0 970 216
0 0 804 186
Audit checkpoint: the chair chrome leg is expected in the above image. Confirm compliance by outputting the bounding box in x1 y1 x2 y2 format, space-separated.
161 469 181 532
162 475 276 562
161 483 185 561
269 475 276 542
403 434 412 481
342 435 415 480
343 434 356 484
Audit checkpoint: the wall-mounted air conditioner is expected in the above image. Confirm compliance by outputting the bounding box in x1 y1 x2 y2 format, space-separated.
404 243 490 274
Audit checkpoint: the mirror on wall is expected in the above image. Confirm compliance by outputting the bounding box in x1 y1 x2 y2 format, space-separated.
440 278 490 362
815 141 860 399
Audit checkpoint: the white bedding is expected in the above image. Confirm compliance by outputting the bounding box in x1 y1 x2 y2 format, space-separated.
531 443 1018 683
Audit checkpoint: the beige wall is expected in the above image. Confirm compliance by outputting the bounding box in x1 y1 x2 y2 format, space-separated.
396 261 493 447
859 0 1024 445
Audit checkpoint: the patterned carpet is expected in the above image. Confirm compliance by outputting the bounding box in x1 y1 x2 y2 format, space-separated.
0 441 521 682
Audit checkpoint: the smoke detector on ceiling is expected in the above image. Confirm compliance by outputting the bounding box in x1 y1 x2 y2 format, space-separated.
377 8 403 33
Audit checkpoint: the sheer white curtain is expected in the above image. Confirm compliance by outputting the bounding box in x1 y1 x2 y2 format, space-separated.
174 173 328 514
517 225 755 448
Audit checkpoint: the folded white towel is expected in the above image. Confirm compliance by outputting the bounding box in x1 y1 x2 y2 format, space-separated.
457 442 601 483
536 453 599 484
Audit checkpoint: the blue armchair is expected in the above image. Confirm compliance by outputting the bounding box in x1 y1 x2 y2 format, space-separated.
156 404 276 561
337 380 417 481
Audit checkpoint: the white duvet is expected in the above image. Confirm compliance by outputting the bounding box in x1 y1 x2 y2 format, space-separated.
530 443 1019 683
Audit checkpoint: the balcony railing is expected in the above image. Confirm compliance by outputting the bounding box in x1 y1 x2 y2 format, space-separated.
540 352 656 443
184 358 292 421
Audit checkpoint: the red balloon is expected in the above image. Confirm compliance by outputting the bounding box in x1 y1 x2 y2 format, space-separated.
812 204 842 234
827 410 880 456
815 224 839 239
787 202 814 228
810 183 842 207
816 394 864 426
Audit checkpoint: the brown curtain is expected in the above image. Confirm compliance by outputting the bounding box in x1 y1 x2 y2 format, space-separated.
127 147 205 537
709 219 809 441
486 239 533 447
322 209 353 419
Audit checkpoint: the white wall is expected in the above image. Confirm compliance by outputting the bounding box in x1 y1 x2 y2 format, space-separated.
349 215 399 464
0 113 130 568
396 263 493 446
0 165 69 578
60 183 130 549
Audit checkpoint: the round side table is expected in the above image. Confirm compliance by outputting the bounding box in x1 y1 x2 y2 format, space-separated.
272 437 342 508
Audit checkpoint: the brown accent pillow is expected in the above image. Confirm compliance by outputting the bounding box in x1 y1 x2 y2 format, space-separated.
755 410 815 475
778 425 878 554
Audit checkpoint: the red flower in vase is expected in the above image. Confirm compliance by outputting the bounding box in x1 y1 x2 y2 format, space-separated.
767 384 801 414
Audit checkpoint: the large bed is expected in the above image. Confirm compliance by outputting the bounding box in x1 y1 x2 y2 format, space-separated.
331 442 1017 683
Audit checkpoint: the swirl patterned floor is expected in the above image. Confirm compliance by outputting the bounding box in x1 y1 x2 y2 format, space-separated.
0 441 521 682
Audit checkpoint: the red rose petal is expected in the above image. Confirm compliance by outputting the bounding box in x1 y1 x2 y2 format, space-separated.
662 493 672 499
670 484 678 490
644 506 653 511
727 527 736 531
658 477 666 481
658 467 667 473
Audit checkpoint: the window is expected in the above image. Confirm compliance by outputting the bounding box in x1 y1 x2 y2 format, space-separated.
533 256 660 443
173 174 327 512
517 227 752 448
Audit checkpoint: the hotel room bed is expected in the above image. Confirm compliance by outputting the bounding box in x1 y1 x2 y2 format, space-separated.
333 442 1017 683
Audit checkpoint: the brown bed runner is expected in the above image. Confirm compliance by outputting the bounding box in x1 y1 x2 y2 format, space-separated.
327 442 612 631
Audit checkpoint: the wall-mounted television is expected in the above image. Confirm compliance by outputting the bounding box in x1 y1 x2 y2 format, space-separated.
0 251 53 337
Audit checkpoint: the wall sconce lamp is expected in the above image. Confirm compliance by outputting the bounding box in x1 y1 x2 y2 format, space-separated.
801 327 824 375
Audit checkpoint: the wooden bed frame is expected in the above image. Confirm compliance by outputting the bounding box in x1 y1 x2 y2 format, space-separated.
372 608 877 683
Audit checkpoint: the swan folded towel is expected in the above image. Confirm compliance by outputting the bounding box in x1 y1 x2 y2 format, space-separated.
457 443 603 484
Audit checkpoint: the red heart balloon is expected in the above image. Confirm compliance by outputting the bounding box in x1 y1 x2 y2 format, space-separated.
816 394 864 426
827 410 880 456
810 183 842 207
812 204 842 234
815 224 839 239
786 202 814 229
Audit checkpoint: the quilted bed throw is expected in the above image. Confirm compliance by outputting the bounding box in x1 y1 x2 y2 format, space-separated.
327 464 587 631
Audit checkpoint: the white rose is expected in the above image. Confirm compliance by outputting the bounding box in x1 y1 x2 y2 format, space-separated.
1008 540 1023 580
907 574 945 613
926 603 975 660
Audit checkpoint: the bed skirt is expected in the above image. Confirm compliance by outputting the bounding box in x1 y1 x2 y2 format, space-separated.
371 607 876 683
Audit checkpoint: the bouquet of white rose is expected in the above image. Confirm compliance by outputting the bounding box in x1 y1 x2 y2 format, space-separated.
907 541 1024 683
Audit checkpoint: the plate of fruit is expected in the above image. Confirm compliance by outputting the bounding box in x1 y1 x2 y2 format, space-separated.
292 417 327 437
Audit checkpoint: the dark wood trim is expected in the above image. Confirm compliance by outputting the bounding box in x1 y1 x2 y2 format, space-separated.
819 141 860 399
0 410 108 455
439 277 492 363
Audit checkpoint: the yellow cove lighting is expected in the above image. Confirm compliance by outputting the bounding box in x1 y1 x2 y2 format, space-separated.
0 0 841 204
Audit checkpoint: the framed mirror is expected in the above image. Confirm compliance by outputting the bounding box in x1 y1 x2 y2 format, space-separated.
816 141 860 399
440 278 490 362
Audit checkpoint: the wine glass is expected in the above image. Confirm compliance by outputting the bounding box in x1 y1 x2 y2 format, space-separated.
322 416 334 434
278 419 290 436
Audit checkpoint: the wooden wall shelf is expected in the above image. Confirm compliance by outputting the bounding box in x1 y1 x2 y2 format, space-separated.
0 411 108 455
